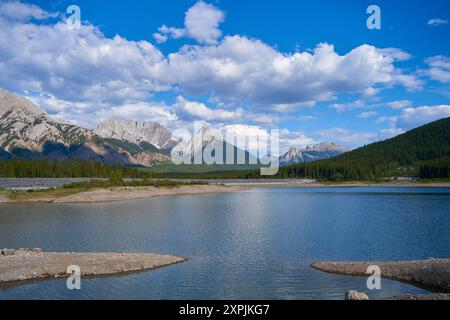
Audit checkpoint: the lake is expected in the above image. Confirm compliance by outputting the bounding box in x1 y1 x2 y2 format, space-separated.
0 186 449 299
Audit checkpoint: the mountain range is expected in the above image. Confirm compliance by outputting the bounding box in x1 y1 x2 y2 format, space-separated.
0 88 171 166
0 88 346 167
279 143 348 166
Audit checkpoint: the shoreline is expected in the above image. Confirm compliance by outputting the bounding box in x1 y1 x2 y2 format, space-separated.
312 259 450 299
1 181 449 204
0 184 248 204
0 248 186 286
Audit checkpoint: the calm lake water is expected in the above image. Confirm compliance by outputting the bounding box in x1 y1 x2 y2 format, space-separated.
0 187 449 300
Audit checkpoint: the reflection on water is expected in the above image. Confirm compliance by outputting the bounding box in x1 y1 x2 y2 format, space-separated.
0 187 449 299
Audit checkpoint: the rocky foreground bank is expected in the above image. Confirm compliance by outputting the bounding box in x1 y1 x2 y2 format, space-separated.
0 248 186 285
312 259 450 300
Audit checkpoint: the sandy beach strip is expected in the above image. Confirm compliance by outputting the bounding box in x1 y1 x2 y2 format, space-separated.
1 184 247 203
312 259 450 293
53 184 247 203
0 249 186 285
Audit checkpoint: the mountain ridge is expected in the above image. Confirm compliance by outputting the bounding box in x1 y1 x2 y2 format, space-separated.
0 88 358 170
0 89 170 166
280 142 348 166
94 119 178 151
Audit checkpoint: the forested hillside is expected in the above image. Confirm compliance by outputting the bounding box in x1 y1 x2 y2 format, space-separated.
273 117 450 181
0 159 150 178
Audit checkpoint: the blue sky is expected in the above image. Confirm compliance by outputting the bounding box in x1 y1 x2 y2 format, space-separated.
0 0 449 150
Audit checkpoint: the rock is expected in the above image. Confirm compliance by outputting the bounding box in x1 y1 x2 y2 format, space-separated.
1 248 16 256
345 290 369 300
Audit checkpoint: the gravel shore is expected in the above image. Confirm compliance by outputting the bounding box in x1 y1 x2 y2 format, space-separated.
0 249 186 285
0 185 247 203
312 259 450 294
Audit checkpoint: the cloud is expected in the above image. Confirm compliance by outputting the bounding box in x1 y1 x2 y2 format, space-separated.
377 127 405 140
363 87 381 97
153 25 185 43
374 105 450 141
279 131 316 148
0 1 58 20
0 5 169 119
331 99 413 113
393 72 423 91
314 128 377 147
385 100 412 109
173 96 277 125
377 48 412 61
427 18 448 27
153 1 224 45
184 1 224 45
174 95 243 122
424 55 450 83
168 39 417 107
152 31 167 44
222 124 273 156
358 111 377 119
330 100 365 112
0 1 428 133
298 115 317 120
395 105 450 130
376 115 397 126
28 93 178 129
272 101 316 112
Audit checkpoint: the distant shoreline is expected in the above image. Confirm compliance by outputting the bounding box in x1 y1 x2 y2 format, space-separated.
1 180 449 203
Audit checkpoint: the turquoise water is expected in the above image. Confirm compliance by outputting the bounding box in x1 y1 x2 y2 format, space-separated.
0 187 449 299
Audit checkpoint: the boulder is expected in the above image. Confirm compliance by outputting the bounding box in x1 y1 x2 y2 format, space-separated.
345 290 369 300
1 248 16 256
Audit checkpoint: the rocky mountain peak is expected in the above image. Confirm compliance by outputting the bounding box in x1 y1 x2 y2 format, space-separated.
94 119 177 150
0 89 170 166
305 142 347 152
280 142 347 166
0 88 47 119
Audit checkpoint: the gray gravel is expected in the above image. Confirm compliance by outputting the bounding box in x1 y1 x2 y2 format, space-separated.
0 248 186 285
312 259 450 293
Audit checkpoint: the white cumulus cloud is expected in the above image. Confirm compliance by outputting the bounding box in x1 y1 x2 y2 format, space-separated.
153 1 224 45
396 105 450 130
174 95 243 122
424 55 450 83
167 38 418 108
0 1 58 20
